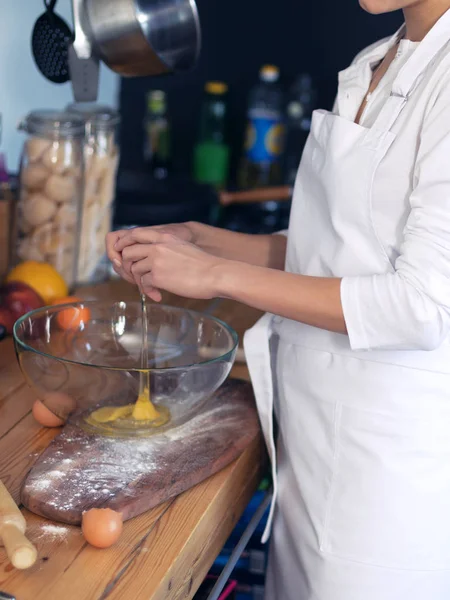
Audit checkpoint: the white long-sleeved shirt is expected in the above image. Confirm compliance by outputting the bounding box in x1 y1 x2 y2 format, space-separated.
358 39 419 128
332 32 450 352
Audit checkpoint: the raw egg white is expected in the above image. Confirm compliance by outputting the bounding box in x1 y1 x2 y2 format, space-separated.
32 400 65 427
82 508 123 548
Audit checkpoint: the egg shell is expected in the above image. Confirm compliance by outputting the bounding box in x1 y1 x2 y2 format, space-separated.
32 400 65 427
82 508 123 548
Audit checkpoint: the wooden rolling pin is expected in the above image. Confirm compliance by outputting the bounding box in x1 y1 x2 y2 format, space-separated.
0 481 37 569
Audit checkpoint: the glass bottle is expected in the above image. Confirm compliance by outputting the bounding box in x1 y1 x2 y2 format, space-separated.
143 90 171 179
193 81 230 189
239 65 285 189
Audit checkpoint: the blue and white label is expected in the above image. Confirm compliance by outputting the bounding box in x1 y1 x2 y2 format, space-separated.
245 109 285 163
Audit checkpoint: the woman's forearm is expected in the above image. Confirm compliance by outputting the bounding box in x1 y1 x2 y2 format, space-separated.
190 222 287 270
215 260 347 334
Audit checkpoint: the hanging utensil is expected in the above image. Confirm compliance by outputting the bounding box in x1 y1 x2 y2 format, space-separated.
67 0 100 102
82 0 201 77
31 0 73 84
68 0 201 102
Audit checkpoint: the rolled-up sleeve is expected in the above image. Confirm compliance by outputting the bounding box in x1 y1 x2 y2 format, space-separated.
341 86 450 351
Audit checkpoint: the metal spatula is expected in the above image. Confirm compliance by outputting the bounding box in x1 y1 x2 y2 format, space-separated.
31 0 72 84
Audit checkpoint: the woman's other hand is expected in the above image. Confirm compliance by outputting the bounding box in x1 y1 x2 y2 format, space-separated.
119 239 223 302
106 223 198 284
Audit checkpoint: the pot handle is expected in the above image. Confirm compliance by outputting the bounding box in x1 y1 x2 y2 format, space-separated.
71 0 92 58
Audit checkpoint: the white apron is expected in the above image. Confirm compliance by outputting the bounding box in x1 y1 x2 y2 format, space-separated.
244 17 450 600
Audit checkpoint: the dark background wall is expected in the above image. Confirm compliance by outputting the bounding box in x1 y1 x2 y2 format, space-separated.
119 0 402 179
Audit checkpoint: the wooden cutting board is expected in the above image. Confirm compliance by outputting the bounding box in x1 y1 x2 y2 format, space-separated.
21 379 261 525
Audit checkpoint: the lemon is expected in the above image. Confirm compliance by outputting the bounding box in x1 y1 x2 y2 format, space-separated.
7 261 68 305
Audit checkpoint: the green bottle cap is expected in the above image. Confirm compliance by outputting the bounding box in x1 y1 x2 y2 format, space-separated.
147 90 166 114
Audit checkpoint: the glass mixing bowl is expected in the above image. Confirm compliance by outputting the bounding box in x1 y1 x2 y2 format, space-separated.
13 301 238 437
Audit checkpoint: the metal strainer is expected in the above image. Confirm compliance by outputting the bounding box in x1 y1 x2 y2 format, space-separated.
31 0 73 84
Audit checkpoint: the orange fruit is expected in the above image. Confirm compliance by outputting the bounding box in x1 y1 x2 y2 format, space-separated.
7 261 68 305
51 296 91 331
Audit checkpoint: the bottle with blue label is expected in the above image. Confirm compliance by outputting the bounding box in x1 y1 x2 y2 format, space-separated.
239 65 285 189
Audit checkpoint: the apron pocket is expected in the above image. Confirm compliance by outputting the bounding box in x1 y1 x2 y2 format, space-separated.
322 403 450 570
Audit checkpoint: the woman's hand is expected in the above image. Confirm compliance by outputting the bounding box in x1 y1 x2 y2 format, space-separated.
106 223 197 272
117 238 224 302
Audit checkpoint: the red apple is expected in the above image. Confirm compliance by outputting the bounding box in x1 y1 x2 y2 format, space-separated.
2 282 44 320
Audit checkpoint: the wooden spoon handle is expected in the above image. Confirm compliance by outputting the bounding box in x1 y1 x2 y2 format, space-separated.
219 186 292 206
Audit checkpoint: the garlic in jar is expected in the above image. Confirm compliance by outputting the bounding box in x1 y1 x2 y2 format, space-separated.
54 203 77 228
24 193 57 228
14 110 85 288
26 138 51 163
45 173 78 204
21 163 49 190
42 140 76 174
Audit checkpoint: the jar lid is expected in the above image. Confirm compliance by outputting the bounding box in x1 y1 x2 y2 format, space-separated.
19 110 86 139
65 103 121 129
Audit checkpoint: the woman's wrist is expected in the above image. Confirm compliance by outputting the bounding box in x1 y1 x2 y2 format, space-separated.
186 221 209 247
210 258 247 300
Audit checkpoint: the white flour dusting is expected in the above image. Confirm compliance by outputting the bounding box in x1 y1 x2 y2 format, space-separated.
35 523 72 542
23 387 256 519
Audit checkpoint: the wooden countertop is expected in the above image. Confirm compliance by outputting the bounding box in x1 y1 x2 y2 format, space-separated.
0 281 264 600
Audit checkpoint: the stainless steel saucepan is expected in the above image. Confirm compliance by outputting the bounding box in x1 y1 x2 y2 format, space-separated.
69 0 201 101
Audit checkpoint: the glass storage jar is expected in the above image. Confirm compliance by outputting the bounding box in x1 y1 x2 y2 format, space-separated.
66 103 120 284
14 110 85 289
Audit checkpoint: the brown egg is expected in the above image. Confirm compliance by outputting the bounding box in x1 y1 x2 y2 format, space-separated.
82 508 123 548
32 400 65 427
42 392 76 420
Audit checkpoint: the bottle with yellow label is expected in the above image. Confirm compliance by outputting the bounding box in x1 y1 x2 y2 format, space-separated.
239 65 286 189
